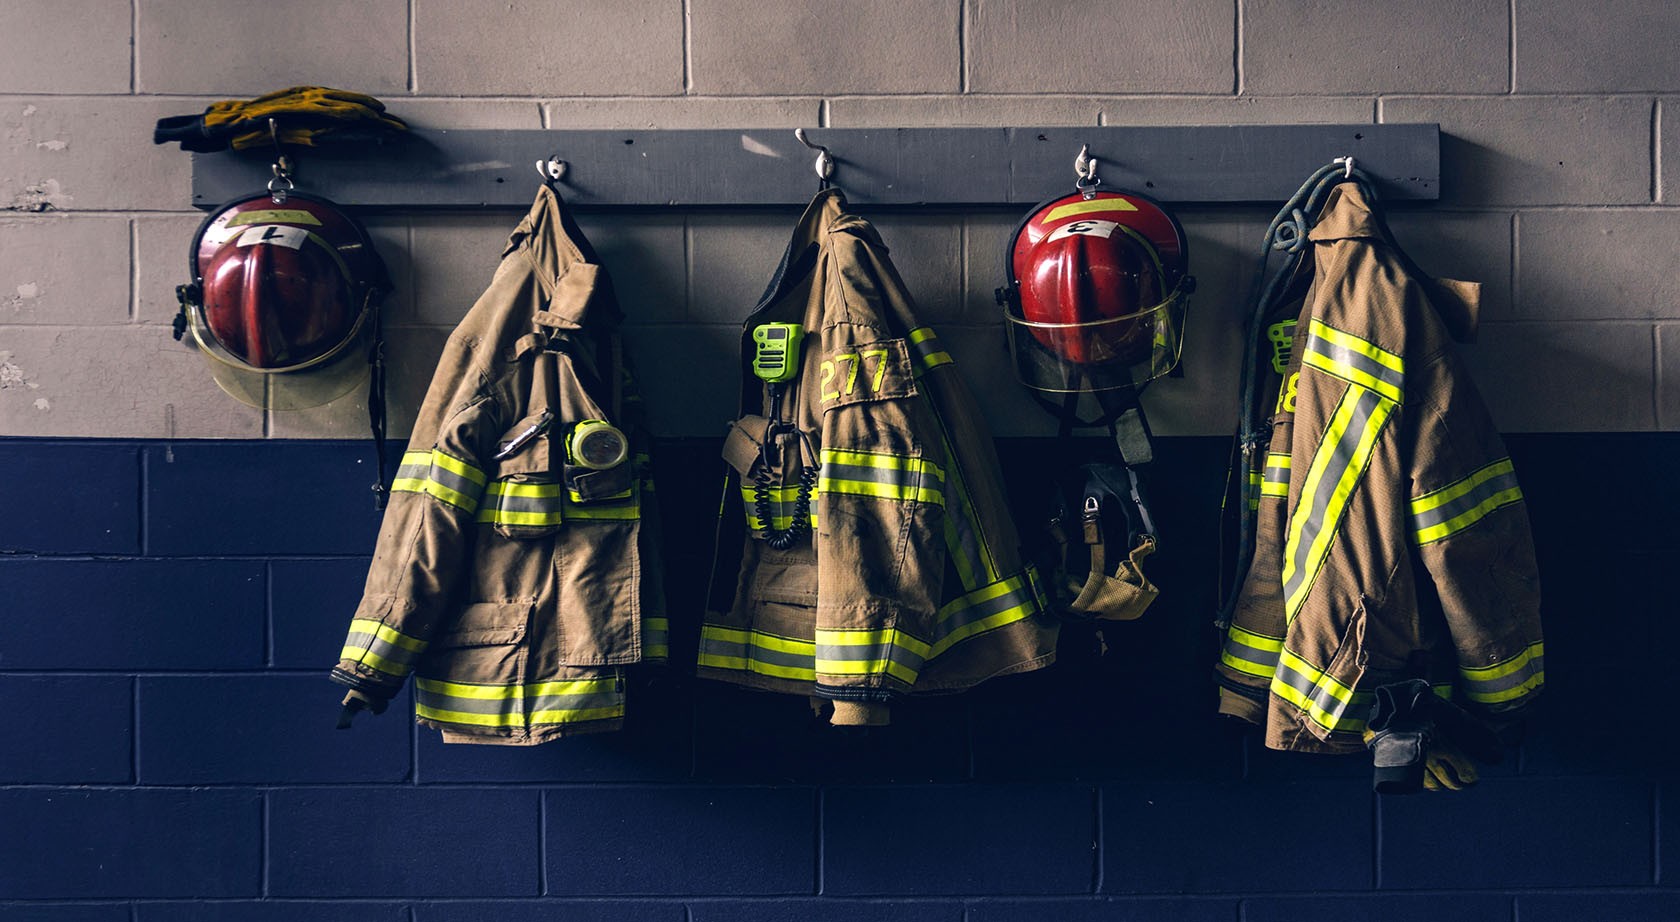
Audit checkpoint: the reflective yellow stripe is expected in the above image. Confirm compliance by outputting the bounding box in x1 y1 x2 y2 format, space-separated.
1459 641 1545 704
937 441 998 590
643 616 670 659
1220 624 1283 678
822 449 932 471
1281 385 1395 622
391 448 486 513
414 705 623 727
1271 648 1369 735
696 624 818 681
927 570 1040 657
349 619 426 653
339 645 408 677
1309 319 1403 374
1043 198 1138 222
816 627 931 685
697 569 1042 688
1465 671 1545 704
1411 458 1523 545
817 629 933 657
390 477 477 512
416 676 617 699
908 326 953 371
430 451 487 486
486 481 566 497
1302 320 1405 405
819 449 946 505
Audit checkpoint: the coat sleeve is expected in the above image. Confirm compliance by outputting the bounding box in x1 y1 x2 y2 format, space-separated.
808 262 950 720
330 337 502 705
1405 358 1544 717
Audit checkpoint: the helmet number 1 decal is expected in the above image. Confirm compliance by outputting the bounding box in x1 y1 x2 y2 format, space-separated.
1045 219 1119 243
235 224 309 251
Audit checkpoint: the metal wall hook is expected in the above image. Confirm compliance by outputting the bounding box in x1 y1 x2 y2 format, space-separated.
1333 155 1356 178
266 117 294 203
1075 143 1101 196
794 128 835 181
536 156 568 183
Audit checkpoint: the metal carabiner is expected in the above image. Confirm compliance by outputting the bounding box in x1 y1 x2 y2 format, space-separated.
266 117 294 203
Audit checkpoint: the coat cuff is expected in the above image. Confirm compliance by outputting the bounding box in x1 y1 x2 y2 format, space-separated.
828 700 891 726
1218 686 1266 725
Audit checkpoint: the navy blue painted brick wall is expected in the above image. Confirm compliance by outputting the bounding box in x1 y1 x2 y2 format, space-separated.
0 434 1676 918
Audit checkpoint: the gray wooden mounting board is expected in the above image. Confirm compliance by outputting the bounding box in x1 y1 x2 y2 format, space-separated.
190 124 1439 209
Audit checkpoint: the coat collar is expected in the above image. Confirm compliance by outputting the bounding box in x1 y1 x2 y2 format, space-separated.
1306 182 1383 242
1308 181 1483 342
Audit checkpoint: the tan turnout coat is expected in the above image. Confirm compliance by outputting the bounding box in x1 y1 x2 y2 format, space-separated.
700 190 1059 725
331 185 665 744
1216 183 1544 753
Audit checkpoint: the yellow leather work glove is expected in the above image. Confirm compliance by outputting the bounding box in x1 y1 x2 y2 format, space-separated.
1420 736 1480 791
154 87 408 152
1361 727 1481 793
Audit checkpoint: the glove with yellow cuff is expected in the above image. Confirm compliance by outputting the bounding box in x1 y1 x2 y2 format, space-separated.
154 86 409 153
1363 678 1504 794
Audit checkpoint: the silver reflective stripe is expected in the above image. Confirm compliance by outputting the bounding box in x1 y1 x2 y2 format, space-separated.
417 687 621 716
1304 320 1405 403
1261 452 1291 497
344 629 422 672
1410 460 1523 545
1221 632 1281 677
818 460 945 503
1271 655 1368 734
699 633 814 673
908 327 953 373
1465 654 1544 694
1459 642 1545 705
391 449 487 512
815 637 927 674
643 617 670 658
927 570 1041 657
1281 386 1392 620
741 485 817 531
939 455 993 592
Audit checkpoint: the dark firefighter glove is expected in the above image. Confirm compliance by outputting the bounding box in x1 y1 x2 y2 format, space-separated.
334 688 389 730
154 86 409 153
1363 679 1504 794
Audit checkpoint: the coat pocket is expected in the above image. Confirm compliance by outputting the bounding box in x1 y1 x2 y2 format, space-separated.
416 600 533 728
479 413 565 539
1278 599 1370 740
551 510 643 665
433 600 531 648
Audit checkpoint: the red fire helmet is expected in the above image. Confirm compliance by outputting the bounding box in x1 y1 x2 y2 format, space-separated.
1000 190 1193 395
181 191 389 409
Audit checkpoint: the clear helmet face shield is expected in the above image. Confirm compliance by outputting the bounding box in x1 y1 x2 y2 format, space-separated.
1001 189 1193 399
184 191 387 410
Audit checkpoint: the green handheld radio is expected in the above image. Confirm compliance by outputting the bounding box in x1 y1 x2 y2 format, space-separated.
747 322 813 549
751 322 804 383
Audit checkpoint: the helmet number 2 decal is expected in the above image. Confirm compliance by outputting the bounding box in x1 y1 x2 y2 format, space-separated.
1045 219 1119 243
235 224 310 250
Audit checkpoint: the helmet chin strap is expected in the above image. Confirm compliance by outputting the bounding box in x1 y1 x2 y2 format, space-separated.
365 293 388 510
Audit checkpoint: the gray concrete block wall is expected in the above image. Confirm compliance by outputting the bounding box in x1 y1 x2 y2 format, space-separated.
1 0 1675 438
